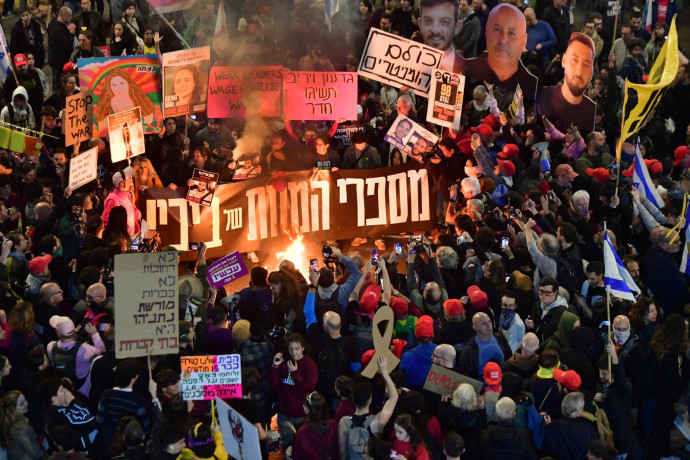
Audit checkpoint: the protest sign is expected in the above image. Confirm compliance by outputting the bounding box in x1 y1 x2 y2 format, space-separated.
232 153 262 180
143 162 435 256
162 46 211 117
423 364 484 395
114 252 179 359
384 114 439 163
186 168 219 207
180 354 242 400
282 71 357 120
78 55 163 136
360 306 400 378
426 70 464 130
506 84 523 120
216 397 262 460
358 28 444 97
332 123 365 151
207 66 282 118
68 147 97 190
108 107 145 162
206 251 248 289
65 91 94 147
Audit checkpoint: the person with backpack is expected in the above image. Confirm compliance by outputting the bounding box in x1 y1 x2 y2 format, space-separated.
311 245 362 322
46 315 105 397
338 355 398 460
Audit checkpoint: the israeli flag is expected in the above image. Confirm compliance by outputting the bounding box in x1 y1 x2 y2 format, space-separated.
603 225 640 301
678 201 690 275
0 25 13 84
633 141 664 208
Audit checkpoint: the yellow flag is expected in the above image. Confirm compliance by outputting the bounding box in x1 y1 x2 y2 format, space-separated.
617 17 679 160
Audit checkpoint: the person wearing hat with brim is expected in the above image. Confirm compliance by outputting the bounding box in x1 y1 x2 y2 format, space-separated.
2 48 45 117
46 315 105 397
434 299 475 348
25 253 51 295
102 165 141 237
399 315 437 387
347 259 392 355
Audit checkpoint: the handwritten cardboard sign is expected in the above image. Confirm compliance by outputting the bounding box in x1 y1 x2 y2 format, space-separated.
68 146 97 190
207 66 282 118
384 114 439 163
423 364 484 396
282 71 357 120
358 28 444 97
426 70 464 130
181 354 242 400
206 251 248 289
114 252 179 359
65 91 94 147
107 107 145 162
216 397 262 460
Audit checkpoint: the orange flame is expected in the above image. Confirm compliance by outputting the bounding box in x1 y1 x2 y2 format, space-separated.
275 234 309 278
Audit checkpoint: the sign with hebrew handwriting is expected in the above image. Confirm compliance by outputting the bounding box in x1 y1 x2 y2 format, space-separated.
426 70 465 130
162 46 211 118
282 71 357 120
206 251 248 289
216 397 262 460
114 252 179 359
358 28 444 97
180 354 242 400
141 162 436 258
423 364 484 396
207 66 282 118
68 147 97 191
65 91 94 147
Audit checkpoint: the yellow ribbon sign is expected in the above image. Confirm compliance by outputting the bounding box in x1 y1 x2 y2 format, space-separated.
360 305 400 379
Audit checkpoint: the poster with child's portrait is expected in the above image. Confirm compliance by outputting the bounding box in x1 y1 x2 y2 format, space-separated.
186 168 218 207
162 46 211 118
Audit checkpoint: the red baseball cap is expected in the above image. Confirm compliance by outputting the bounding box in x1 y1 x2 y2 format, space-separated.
553 369 582 391
471 123 493 137
390 296 408 317
29 254 52 275
361 349 376 367
481 114 501 128
13 53 27 67
586 167 610 183
497 159 516 176
674 146 690 166
358 284 381 319
483 362 502 385
498 144 519 159
555 164 578 178
443 299 464 317
415 315 434 338
467 285 488 309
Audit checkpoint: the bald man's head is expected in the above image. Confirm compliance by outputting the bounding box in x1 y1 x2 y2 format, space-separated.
279 260 295 272
86 283 107 304
486 4 527 74
323 311 341 332
524 7 536 25
432 344 457 368
522 332 539 354
613 315 630 329
472 311 493 338
40 282 60 302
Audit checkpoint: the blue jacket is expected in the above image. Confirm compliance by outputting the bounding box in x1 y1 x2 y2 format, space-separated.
399 342 436 387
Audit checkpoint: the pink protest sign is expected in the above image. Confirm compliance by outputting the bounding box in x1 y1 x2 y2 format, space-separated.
207 66 282 118
206 251 248 289
181 354 242 400
282 71 358 121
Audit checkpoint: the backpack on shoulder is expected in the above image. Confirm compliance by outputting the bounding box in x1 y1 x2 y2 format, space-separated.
343 413 374 459
581 403 615 448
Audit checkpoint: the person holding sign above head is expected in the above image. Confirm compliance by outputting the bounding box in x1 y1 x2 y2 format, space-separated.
536 33 597 132
93 68 155 135
418 0 466 73
465 3 538 101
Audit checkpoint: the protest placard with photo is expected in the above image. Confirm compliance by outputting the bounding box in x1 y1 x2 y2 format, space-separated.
426 70 465 130
78 55 163 136
180 354 241 400
207 66 282 118
332 123 365 151
64 91 94 147
107 107 145 162
232 152 262 180
68 147 98 191
186 168 219 207
162 46 211 118
358 28 444 97
282 71 358 120
384 114 439 163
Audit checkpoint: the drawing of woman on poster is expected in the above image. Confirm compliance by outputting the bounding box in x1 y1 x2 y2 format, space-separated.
94 68 156 134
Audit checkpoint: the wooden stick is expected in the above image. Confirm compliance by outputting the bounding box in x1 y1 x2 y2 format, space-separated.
606 286 612 383
612 0 621 42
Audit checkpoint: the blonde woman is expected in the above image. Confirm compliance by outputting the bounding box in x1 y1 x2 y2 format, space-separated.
0 391 44 459
132 156 177 205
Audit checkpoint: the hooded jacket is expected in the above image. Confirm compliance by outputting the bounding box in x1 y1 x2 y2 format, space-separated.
501 350 539 379
0 86 36 128
559 327 597 394
530 296 568 344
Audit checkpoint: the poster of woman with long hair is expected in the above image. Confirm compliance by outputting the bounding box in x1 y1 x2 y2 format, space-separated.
162 46 210 118
78 55 164 136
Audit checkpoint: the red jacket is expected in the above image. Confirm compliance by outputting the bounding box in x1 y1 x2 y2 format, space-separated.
292 419 339 460
268 355 318 417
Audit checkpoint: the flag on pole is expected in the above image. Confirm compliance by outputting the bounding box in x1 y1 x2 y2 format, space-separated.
0 25 13 84
632 140 664 208
213 0 228 54
616 17 678 160
642 0 653 32
146 0 195 14
603 224 640 301
678 199 690 275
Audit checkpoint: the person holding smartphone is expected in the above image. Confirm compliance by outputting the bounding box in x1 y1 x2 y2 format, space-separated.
269 332 318 447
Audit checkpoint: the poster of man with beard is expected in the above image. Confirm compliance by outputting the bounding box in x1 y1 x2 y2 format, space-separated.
536 33 597 132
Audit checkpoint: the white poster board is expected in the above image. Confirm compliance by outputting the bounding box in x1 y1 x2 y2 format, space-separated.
216 397 261 460
107 107 145 162
426 70 465 129
383 114 439 163
67 146 98 190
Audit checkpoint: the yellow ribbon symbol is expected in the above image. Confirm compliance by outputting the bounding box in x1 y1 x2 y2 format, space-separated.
360 305 400 379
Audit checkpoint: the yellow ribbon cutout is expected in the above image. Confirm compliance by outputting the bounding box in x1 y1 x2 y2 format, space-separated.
360 305 400 379
667 193 688 244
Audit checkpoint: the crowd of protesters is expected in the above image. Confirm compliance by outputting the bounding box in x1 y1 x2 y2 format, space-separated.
0 0 686 458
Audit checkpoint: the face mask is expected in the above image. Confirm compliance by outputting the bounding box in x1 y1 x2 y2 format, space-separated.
501 308 516 330
615 329 630 344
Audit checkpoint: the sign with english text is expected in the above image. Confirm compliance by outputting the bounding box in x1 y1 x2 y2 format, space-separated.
206 251 248 289
65 91 94 147
282 71 358 120
423 364 484 395
114 252 179 359
141 162 435 258
426 70 464 130
68 146 97 191
180 354 242 400
207 66 282 118
358 28 444 97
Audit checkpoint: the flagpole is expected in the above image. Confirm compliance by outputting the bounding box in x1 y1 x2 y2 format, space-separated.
612 0 621 41
606 285 612 383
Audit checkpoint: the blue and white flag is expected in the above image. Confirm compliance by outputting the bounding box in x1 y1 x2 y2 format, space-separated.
632 140 664 208
0 25 13 84
603 225 640 301
678 199 690 275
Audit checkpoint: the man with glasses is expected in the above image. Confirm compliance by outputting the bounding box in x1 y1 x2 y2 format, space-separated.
459 311 512 381
72 282 112 329
431 343 457 369
35 282 63 345
499 291 524 353
526 276 568 344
